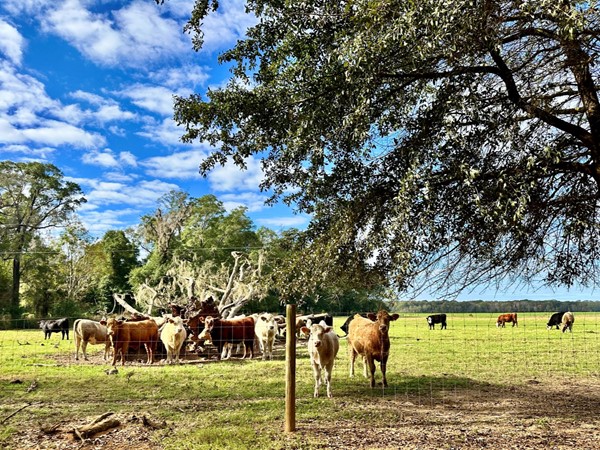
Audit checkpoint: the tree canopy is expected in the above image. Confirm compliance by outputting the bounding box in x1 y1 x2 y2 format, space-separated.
0 162 86 317
166 0 600 297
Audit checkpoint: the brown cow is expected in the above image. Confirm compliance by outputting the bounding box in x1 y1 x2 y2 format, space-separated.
348 310 399 388
496 313 518 328
199 316 256 360
105 318 159 366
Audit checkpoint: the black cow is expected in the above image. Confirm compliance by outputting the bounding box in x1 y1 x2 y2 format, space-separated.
39 318 69 340
426 314 447 330
305 313 333 328
339 313 369 336
547 312 567 330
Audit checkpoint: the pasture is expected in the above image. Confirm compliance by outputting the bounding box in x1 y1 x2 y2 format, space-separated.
1 312 600 449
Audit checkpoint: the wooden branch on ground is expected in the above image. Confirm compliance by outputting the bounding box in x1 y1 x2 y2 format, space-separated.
72 412 121 440
0 402 40 424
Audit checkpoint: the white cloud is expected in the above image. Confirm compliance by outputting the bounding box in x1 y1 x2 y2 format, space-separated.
78 207 141 235
137 117 191 146
121 84 175 116
119 151 138 167
200 0 257 54
0 63 106 147
73 176 179 209
149 65 210 90
82 149 138 169
207 156 264 192
220 192 270 212
142 149 207 180
0 19 25 66
36 0 188 68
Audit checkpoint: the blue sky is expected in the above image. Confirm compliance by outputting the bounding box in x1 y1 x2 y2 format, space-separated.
0 0 596 302
0 0 309 237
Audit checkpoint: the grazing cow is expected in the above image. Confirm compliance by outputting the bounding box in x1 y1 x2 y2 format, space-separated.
547 312 567 330
39 318 69 340
426 314 447 330
255 313 278 360
160 316 188 364
73 319 111 361
348 310 399 388
105 318 159 366
496 313 518 328
340 313 369 336
301 322 339 398
199 316 256 360
561 311 575 333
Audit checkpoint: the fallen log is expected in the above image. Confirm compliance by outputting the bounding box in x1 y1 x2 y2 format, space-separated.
72 412 120 440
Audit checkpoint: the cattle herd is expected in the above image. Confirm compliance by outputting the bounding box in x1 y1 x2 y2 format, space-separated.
37 306 577 397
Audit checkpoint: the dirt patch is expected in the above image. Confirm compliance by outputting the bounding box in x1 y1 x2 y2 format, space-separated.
6 378 600 449
298 377 600 449
7 412 165 450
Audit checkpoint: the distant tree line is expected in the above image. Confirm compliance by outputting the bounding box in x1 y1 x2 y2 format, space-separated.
395 300 600 314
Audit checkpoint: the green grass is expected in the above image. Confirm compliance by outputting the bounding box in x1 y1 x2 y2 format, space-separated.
1 313 599 448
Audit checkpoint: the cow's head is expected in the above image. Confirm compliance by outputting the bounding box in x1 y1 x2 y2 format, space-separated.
302 323 333 348
496 321 501 327
260 314 277 331
368 310 399 333
105 318 124 337
203 316 217 332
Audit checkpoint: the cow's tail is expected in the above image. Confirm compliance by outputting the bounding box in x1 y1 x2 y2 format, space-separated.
73 319 82 339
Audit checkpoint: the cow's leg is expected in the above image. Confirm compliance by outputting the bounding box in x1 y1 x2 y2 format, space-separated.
267 338 273 360
312 361 322 397
103 341 110 361
349 348 357 378
324 363 334 398
362 356 369 378
381 357 388 387
75 336 81 360
366 356 376 388
82 341 89 361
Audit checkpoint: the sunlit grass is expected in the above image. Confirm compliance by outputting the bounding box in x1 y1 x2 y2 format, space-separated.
1 312 599 448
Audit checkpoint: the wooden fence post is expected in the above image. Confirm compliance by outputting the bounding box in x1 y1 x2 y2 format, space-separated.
285 303 296 432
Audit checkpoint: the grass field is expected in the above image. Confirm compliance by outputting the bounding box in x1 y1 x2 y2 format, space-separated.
1 312 600 449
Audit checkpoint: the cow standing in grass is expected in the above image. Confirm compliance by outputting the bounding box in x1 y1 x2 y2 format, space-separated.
39 318 69 340
348 310 399 388
496 313 518 328
73 319 111 361
106 318 159 366
160 316 187 364
561 312 575 333
302 322 339 398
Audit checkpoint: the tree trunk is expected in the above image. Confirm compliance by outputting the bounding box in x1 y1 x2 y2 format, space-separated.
11 256 20 320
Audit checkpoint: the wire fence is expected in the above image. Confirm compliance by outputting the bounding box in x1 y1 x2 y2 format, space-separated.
1 311 598 383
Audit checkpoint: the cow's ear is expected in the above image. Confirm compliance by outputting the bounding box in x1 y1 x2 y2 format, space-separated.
100 320 107 326
261 316 268 322
198 317 205 323
367 313 377 321
390 314 400 321
117 320 124 325
324 326 333 333
300 326 310 335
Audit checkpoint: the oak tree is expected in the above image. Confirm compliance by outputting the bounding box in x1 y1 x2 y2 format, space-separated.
164 1 600 297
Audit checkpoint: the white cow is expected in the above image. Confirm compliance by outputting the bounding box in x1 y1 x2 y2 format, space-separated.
73 319 111 361
255 313 279 360
301 322 340 398
160 316 188 364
